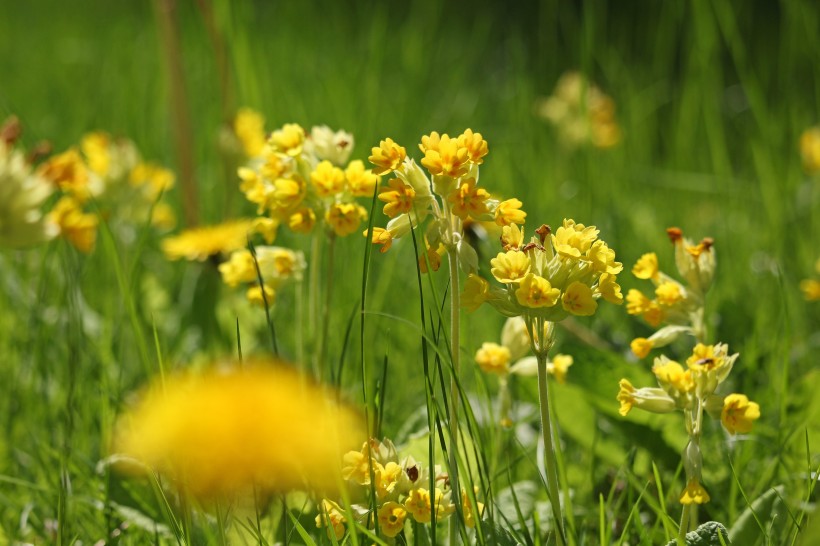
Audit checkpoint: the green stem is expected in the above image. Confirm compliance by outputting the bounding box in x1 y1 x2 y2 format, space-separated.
317 234 336 380
447 247 461 546
308 231 322 378
536 350 567 546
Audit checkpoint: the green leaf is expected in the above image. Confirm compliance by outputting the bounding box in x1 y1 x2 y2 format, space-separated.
665 521 731 546
729 486 785 545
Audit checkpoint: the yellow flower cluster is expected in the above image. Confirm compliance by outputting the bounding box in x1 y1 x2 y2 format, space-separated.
0 117 57 248
534 71 621 150
39 130 176 252
316 438 483 540
365 130 525 272
218 245 306 307
617 343 760 504
113 361 365 499
627 227 716 358
232 110 372 239
465 220 623 322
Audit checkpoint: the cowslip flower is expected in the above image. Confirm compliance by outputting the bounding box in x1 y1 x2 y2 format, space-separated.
233 108 267 158
162 219 254 261
378 502 407 537
720 393 760 435
114 362 365 498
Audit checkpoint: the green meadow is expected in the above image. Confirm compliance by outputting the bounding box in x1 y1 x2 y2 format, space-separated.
1 0 818 544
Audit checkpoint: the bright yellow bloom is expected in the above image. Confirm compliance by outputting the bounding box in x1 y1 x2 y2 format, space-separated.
269 123 305 157
219 250 257 287
260 151 288 181
253 217 278 244
643 303 664 327
421 134 470 178
311 160 346 197
418 131 442 154
562 281 597 316
288 207 316 233
721 394 760 435
369 138 406 175
626 288 651 315
800 126 820 174
365 227 394 253
114 363 364 498
462 274 490 311
342 443 373 485
247 283 275 307
500 222 525 250
630 337 653 359
161 219 253 261
588 240 622 274
378 178 415 218
458 129 489 165
404 488 453 523
655 281 684 306
597 273 623 304
345 159 380 197
494 198 526 226
447 178 489 220
515 274 560 308
475 342 511 375
548 354 573 384
81 132 113 176
551 218 599 259
375 461 404 500
800 279 820 301
326 202 367 237
38 148 91 199
491 250 530 283
378 501 407 538
653 360 694 395
617 379 637 416
233 108 267 158
680 479 710 505
632 252 659 279
49 196 98 253
272 177 306 211
316 499 347 540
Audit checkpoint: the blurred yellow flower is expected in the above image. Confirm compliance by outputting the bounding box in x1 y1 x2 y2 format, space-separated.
679 479 710 505
548 354 573 384
161 219 253 261
475 342 511 375
801 279 820 301
269 123 305 157
311 160 346 198
114 363 365 498
233 108 267 158
632 252 658 280
326 202 366 237
345 159 380 197
316 499 347 540
49 196 98 253
630 337 653 359
494 198 526 226
721 393 760 435
800 126 820 174
461 274 490 312
655 281 684 306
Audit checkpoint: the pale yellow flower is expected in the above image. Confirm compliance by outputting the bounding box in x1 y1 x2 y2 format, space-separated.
326 202 366 237
345 159 380 197
49 196 98 253
632 252 659 279
311 160 346 197
316 499 347 540
269 123 306 157
655 281 684 306
378 501 407 538
721 393 760 435
491 250 530 283
475 342 511 375
461 274 490 312
494 198 526 226
561 281 597 316
515 274 560 308
233 108 267 158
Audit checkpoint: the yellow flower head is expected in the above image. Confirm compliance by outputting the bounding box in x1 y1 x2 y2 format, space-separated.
326 202 366 237
551 218 599 259
419 242 444 274
597 272 624 304
114 363 365 498
500 222 525 250
800 126 820 174
345 159 380 197
721 393 760 435
461 487 485 528
80 131 113 176
562 281 598 316
617 379 637 416
632 252 659 279
272 176 306 211
38 148 92 199
515 274 560 308
378 501 407 538
494 198 527 227
0 141 57 248
655 281 684 306
418 131 442 154
378 178 415 218
801 279 820 301
233 108 267 158
491 250 531 283
269 123 306 157
161 219 253 261
626 288 651 315
365 227 394 253
247 283 275 307
421 134 470 178
375 461 404 500
49 196 98 253
458 129 489 165
652 359 694 398
447 178 490 220
369 138 407 175
342 442 373 485
548 354 573 384
219 250 257 287
253 217 279 244
630 337 653 359
311 160 346 197
461 274 490 312
588 240 623 274
680 479 710 505
404 488 453 523
288 207 316 233
316 499 347 540
617 378 677 416
475 342 511 375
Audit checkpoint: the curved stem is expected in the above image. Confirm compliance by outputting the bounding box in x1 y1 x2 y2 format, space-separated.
447 247 461 546
536 350 567 546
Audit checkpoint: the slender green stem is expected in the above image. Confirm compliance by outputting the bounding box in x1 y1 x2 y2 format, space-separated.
317 235 336 381
536 350 566 546
447 247 461 546
308 231 322 377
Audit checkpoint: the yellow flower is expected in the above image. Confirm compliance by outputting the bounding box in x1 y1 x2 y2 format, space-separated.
161 219 253 261
260 151 288 181
419 243 444 274
311 160 346 197
626 288 651 315
548 354 573 384
272 176 306 211
326 202 366 237
375 461 404 500
800 126 820 174
81 131 113 176
653 360 694 395
418 131 442 154
562 281 598 316
38 148 92 199
309 125 354 165
364 227 394 253
643 303 664 327
378 178 415 218
404 488 453 523
420 134 470 178
632 252 659 279
49 196 98 253
597 273 623 304
630 337 653 359
345 159 380 197
247 283 275 307
494 198 526 226
491 250 531 283
475 342 511 375
378 501 407 538
288 207 316 233
461 487 485 528
462 274 490 311
114 363 365 498
1 142 57 248
617 378 676 416
219 250 257 287
253 217 278 244
269 123 305 157
342 443 373 485
721 393 760 435
587 240 622 274
655 281 684 306
551 218 599 259
458 128 489 165
500 222 525 250
233 108 267 158
369 138 406 175
316 499 347 540
679 479 710 505
447 178 489 220
801 279 820 301
515 274 560 308
617 379 637 416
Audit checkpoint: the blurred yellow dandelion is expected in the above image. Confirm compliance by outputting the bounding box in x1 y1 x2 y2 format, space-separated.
161 219 254 261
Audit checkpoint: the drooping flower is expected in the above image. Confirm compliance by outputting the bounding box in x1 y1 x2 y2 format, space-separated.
679 479 710 505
